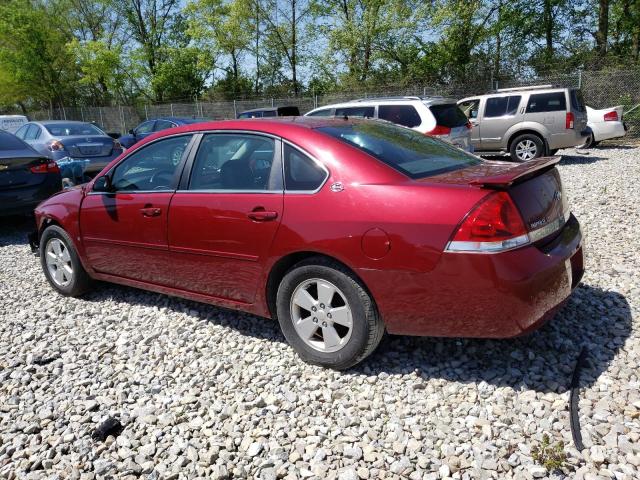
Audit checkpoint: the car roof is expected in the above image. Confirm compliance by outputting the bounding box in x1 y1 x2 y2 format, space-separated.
308 96 456 112
151 117 206 124
239 108 279 113
33 120 90 124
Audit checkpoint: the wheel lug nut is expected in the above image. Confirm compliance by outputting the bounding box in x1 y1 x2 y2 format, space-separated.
313 317 318 323
320 303 325 309
327 313 332 319
311 306 317 312
322 321 328 327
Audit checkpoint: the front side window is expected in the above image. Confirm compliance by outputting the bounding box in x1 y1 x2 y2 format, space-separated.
318 121 481 179
154 120 175 131
378 105 422 128
135 121 155 135
284 144 327 191
484 95 521 118
459 100 480 119
189 134 279 191
334 106 375 118
261 110 277 117
15 124 29 139
307 109 333 117
526 92 567 113
110 135 191 191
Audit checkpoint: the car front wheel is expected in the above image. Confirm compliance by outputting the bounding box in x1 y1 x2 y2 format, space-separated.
276 257 384 370
40 225 92 297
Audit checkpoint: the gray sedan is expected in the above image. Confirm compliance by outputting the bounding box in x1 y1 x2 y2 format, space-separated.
15 121 123 185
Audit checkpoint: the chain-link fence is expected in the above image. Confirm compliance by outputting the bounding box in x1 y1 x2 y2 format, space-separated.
27 69 640 140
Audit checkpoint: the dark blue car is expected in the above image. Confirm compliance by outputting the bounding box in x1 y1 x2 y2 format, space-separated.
119 117 207 149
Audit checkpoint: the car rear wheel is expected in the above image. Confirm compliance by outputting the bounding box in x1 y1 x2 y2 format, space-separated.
276 257 384 370
510 134 544 162
40 225 92 297
580 133 599 148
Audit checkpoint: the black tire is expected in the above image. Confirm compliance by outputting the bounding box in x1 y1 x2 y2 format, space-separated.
40 225 92 297
509 133 544 162
580 133 595 148
276 257 384 370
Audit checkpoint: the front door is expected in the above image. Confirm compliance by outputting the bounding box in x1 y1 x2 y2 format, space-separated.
168 132 284 304
80 134 193 285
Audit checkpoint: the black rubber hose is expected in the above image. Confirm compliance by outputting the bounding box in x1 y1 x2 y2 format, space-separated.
569 347 588 451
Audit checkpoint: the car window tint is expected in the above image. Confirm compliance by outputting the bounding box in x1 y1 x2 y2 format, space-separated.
526 92 567 113
189 134 278 191
135 121 155 134
334 106 375 118
0 131 30 150
570 89 586 112
318 122 481 179
307 109 332 117
111 135 191 191
154 120 175 131
283 144 327 191
262 110 277 117
428 104 468 127
44 123 104 136
378 105 422 128
14 125 29 139
277 106 300 116
484 96 521 118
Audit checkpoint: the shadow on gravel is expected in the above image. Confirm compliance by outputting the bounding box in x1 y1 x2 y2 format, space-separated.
0 215 32 247
355 283 631 393
560 154 607 165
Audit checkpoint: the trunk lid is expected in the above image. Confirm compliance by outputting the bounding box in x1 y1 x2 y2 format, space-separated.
0 152 50 189
430 156 568 241
61 135 115 157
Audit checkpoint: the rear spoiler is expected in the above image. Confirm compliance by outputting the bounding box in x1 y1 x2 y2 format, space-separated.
469 156 561 189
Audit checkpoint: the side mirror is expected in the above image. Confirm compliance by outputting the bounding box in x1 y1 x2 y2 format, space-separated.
108 132 121 139
128 129 135 135
93 174 114 193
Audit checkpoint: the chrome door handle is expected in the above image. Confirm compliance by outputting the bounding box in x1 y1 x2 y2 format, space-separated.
247 209 278 221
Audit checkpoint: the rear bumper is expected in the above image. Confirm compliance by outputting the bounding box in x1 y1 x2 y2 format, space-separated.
358 214 584 338
591 121 627 142
0 174 61 216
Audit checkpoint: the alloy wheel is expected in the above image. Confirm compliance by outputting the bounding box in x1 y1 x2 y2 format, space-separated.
45 238 74 287
515 139 537 161
290 278 353 353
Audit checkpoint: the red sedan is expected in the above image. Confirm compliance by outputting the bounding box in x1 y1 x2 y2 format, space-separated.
31 118 584 369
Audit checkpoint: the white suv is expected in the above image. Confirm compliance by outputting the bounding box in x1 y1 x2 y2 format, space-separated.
305 97 473 151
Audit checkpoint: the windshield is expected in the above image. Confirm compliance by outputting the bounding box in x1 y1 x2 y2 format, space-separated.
43 123 105 136
428 103 469 128
317 121 481 179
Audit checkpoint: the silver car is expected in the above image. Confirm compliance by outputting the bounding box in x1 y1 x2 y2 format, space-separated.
458 85 589 161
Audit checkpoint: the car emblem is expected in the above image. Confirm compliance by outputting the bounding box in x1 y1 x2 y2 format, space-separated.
0 164 7 171
330 182 344 192
530 218 547 229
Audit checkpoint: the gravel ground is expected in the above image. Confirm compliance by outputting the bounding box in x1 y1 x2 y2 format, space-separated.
1 145 639 480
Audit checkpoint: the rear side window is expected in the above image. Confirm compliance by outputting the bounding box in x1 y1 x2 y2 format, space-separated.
318 122 481 179
484 96 521 118
334 106 375 118
262 110 277 117
307 109 333 117
570 89 586 113
526 92 567 113
284 144 327 191
0 132 30 150
378 105 421 128
428 104 468 128
24 125 40 140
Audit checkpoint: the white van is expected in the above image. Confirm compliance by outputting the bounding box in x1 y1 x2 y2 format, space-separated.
0 115 28 134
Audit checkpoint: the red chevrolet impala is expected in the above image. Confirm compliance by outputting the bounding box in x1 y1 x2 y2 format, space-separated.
31 118 584 369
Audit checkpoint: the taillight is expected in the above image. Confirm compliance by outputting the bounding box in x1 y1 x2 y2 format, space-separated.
427 125 452 136
445 192 529 253
603 111 618 122
565 112 574 129
47 140 65 152
465 121 472 130
30 160 60 174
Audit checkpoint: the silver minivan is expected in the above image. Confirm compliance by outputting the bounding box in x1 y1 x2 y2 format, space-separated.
458 85 588 161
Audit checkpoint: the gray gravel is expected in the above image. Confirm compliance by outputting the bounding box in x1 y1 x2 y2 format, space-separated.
1 145 639 479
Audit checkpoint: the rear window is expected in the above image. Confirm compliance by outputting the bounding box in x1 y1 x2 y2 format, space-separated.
378 104 421 128
570 89 586 113
0 131 30 150
277 106 300 116
334 106 375 118
428 104 468 128
484 96 521 118
44 122 104 136
317 122 481 179
526 92 567 113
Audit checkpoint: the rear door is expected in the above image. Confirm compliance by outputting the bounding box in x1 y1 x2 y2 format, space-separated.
524 91 567 138
478 95 523 150
80 134 193 285
458 98 481 146
334 106 375 118
167 132 284 303
569 89 588 132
